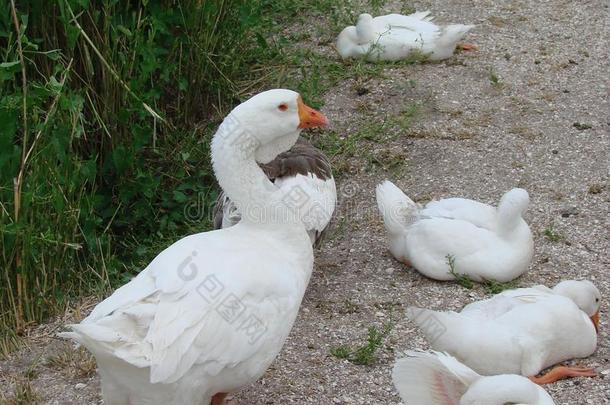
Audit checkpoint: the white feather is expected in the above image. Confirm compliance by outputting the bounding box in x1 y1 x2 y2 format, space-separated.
376 181 533 283
337 11 474 61
406 281 599 378
393 351 556 405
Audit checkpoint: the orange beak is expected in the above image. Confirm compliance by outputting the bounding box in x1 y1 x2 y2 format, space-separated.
297 96 329 129
590 310 599 333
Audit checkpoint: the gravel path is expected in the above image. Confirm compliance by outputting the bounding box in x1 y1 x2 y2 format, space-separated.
1 0 609 403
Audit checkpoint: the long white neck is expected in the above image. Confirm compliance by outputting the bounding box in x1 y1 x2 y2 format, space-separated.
211 114 300 226
356 16 376 44
496 188 528 235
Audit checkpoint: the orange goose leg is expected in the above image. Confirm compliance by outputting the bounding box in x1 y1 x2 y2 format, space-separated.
456 43 478 51
529 366 597 384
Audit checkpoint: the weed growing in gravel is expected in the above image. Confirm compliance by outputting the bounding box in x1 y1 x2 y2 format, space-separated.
544 226 564 242
328 216 348 241
46 347 97 379
488 67 503 88
400 4 417 15
446 254 475 289
315 105 420 176
330 345 352 360
330 323 393 365
482 278 518 294
368 149 408 175
588 183 606 194
399 49 430 65
0 378 40 404
447 254 519 293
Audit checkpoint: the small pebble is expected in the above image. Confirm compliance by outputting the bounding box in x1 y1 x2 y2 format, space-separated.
75 383 87 389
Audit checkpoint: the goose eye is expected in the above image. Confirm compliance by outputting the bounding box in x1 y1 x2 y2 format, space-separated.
595 298 599 302
278 103 288 111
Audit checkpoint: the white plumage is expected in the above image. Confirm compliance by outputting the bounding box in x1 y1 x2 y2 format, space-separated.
60 89 329 404
336 11 474 61
406 280 600 379
213 138 336 246
376 181 533 282
393 351 556 404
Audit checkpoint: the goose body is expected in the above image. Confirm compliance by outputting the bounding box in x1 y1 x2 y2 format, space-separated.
213 137 336 246
407 280 600 378
376 181 533 282
60 90 329 404
336 11 474 62
393 351 556 405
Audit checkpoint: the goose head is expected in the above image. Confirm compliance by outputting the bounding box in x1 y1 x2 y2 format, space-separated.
227 89 328 164
553 280 601 332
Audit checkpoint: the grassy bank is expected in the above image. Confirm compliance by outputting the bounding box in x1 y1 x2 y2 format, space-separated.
0 0 298 354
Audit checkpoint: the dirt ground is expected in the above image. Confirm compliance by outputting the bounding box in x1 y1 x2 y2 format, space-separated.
1 0 609 403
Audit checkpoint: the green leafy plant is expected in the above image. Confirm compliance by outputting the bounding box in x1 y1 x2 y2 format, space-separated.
544 225 564 242
446 254 518 293
0 0 291 353
330 323 393 365
482 278 518 294
489 67 502 87
446 254 475 289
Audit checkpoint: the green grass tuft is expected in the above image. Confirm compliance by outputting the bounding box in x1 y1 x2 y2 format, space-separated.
482 278 518 294
543 226 564 242
330 323 393 366
488 67 503 87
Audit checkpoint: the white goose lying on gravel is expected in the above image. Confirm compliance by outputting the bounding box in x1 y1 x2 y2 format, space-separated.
336 11 475 61
60 89 329 405
393 351 556 404
213 137 336 246
376 181 533 282
407 280 600 384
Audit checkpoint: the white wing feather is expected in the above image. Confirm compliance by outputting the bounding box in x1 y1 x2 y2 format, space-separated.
62 228 308 384
392 351 480 405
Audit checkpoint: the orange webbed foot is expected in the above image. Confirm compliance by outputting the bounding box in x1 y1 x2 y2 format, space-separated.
457 43 478 51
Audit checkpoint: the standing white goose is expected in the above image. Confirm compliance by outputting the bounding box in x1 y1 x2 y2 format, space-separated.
336 11 475 62
376 181 533 282
393 351 556 405
407 280 601 384
59 89 329 405
213 137 336 246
